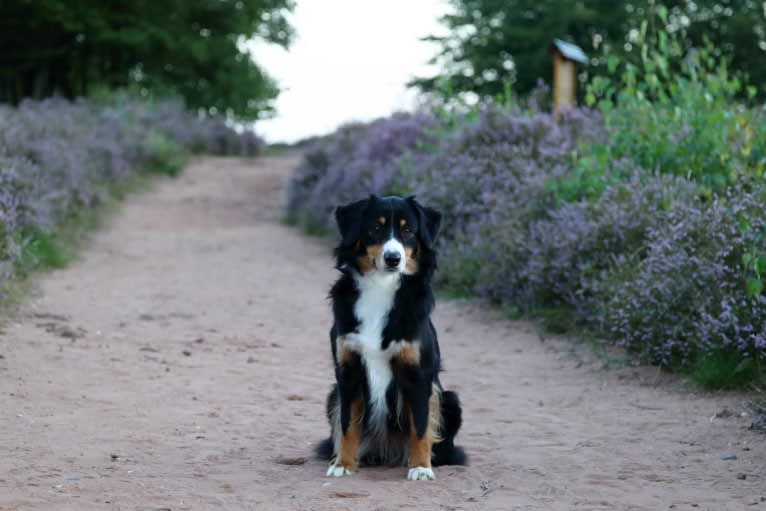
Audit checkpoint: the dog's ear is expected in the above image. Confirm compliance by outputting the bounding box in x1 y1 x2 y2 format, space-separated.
407 196 441 249
335 196 373 247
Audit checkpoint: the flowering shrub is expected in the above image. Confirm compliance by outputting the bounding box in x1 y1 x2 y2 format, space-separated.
286 112 438 233
287 4 766 389
414 106 603 290
598 187 766 371
287 97 766 387
0 95 262 291
113 95 263 157
482 172 701 312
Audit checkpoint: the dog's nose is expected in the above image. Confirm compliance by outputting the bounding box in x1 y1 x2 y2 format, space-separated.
384 251 401 268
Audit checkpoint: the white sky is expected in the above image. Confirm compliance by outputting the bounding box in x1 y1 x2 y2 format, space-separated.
249 0 449 143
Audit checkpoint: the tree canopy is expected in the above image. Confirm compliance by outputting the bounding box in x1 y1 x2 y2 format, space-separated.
412 0 766 99
0 0 294 120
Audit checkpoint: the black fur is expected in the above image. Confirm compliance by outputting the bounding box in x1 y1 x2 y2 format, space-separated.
318 194 466 469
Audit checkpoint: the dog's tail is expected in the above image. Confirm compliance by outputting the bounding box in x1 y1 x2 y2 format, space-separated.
432 390 468 466
316 437 334 460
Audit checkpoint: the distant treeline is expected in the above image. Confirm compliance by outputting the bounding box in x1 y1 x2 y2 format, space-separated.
413 0 766 99
0 0 294 120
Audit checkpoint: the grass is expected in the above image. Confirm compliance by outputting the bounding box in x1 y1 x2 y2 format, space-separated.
687 350 765 390
1 174 152 312
282 211 331 237
18 228 72 270
534 306 577 335
145 132 189 177
435 286 474 301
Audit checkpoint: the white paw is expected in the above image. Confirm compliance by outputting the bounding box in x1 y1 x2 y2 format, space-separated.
407 466 435 481
326 463 353 477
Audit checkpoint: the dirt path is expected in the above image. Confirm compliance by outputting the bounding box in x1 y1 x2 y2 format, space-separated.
0 155 763 511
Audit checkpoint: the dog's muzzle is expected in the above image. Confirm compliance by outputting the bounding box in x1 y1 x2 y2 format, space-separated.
383 251 402 270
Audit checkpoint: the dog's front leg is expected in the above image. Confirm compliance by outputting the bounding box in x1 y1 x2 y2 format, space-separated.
328 339 364 477
400 362 436 481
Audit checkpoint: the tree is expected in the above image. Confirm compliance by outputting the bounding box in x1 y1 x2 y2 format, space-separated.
666 0 766 92
0 0 294 120
412 0 766 99
411 0 628 99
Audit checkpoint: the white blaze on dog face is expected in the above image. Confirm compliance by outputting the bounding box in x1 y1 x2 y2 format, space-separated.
381 236 406 273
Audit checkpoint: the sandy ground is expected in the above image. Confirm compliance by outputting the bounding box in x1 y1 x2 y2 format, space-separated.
0 155 764 511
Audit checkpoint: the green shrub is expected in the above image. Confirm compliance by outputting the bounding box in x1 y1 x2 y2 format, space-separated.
582 4 765 192
689 349 763 390
144 131 189 177
18 228 71 271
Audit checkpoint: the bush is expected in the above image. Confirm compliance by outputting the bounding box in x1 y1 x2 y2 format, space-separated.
0 94 263 294
599 188 766 372
483 172 701 313
584 4 766 189
285 5 766 387
286 112 438 233
409 105 603 294
144 132 188 177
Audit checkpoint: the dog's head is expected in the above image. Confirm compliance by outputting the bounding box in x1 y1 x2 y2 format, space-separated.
334 195 441 277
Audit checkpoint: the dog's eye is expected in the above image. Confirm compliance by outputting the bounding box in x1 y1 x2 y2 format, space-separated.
401 227 414 239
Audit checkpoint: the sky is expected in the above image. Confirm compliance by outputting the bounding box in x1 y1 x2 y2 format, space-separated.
249 0 449 143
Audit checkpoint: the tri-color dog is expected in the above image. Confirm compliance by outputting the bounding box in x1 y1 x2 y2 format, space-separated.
317 194 466 481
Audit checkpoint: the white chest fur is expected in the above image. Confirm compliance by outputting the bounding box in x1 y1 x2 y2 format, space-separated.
350 271 403 427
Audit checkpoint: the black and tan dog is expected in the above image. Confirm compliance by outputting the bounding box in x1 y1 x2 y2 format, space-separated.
317 194 466 481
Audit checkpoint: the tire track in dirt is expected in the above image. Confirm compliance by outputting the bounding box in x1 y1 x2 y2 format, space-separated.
0 155 763 510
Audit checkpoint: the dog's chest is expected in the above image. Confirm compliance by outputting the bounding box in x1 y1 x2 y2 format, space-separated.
353 272 399 350
352 273 401 421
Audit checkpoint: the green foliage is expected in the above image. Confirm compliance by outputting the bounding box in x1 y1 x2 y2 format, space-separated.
688 349 763 390
414 0 766 100
282 211 331 238
18 228 71 271
0 1 294 120
741 220 766 300
436 244 484 298
553 3 766 204
14 175 148 279
144 132 189 177
412 0 626 98
536 306 577 334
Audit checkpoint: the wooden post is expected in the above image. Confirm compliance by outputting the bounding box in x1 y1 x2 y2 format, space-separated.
550 39 588 121
553 53 576 119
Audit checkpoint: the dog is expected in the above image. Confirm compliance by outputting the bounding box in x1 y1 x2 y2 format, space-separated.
317 194 466 481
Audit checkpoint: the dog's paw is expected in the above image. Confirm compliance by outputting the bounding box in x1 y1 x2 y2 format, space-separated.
407 466 435 481
326 463 353 477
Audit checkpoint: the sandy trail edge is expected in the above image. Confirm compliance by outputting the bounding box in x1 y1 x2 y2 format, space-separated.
0 155 763 511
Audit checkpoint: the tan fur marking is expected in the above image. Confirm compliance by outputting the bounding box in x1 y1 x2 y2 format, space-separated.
405 245 418 274
407 385 443 469
356 243 383 273
396 341 421 366
378 216 386 225
336 398 363 470
407 409 431 468
400 218 407 227
336 336 356 365
429 385 444 445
